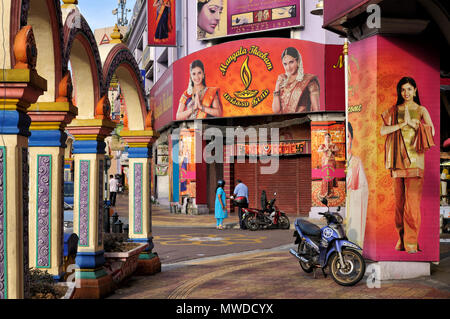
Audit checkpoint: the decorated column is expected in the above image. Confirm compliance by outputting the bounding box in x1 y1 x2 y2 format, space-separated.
346 36 440 277
121 127 161 275
0 26 46 298
66 114 115 298
27 72 77 280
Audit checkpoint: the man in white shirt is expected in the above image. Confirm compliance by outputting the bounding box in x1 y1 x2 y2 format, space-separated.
109 175 119 206
233 179 249 230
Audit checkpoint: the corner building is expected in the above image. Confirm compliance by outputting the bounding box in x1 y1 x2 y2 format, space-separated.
127 0 347 217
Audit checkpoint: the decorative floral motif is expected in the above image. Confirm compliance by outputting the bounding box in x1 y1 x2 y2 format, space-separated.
0 148 5 299
37 155 51 268
134 164 143 234
79 161 90 246
98 160 103 246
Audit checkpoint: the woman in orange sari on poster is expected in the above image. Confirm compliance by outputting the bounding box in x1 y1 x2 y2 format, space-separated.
176 59 222 120
380 76 435 254
272 47 320 114
153 0 172 42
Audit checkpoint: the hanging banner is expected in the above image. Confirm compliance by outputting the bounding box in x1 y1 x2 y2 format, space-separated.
347 36 440 261
148 0 177 46
197 0 304 40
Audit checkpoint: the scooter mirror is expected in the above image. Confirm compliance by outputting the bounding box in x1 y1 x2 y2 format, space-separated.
274 192 277 196
321 197 328 206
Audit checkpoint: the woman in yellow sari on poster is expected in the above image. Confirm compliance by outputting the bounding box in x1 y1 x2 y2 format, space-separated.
380 76 435 254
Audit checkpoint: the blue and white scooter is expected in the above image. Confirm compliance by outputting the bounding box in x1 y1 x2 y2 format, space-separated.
289 198 366 286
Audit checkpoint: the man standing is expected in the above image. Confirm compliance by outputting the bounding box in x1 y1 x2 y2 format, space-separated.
109 174 118 207
233 179 249 230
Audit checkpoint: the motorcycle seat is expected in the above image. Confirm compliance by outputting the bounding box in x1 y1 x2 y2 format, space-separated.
295 218 321 237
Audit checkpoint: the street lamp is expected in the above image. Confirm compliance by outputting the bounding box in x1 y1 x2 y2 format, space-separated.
113 0 132 26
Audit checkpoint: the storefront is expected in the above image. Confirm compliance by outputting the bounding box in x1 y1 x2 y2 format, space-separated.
151 37 345 216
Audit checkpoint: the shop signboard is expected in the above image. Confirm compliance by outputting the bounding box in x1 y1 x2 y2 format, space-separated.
147 0 177 46
311 122 346 208
197 0 304 41
235 140 310 156
151 64 174 131
347 36 440 261
172 38 344 121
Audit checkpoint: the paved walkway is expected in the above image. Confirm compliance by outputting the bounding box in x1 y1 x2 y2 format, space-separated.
111 193 316 229
112 192 247 229
110 247 450 299
105 193 450 299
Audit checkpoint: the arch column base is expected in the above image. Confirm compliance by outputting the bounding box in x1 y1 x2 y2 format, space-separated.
73 270 114 299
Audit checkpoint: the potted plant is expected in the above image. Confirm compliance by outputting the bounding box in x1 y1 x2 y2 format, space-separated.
28 268 75 299
103 233 148 285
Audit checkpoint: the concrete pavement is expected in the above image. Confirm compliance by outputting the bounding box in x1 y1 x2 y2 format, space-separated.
106 192 450 299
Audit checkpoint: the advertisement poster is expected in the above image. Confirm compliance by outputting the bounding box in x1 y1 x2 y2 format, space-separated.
179 129 196 200
347 36 440 261
173 38 329 121
311 122 346 208
148 0 177 46
151 64 174 131
197 0 303 40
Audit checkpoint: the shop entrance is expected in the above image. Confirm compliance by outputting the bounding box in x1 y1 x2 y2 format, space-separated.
233 156 311 216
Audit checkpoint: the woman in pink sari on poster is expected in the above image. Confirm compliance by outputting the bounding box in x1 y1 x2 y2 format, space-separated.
380 76 435 254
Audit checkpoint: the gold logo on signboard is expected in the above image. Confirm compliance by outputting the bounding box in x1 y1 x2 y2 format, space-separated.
220 45 272 108
234 56 258 99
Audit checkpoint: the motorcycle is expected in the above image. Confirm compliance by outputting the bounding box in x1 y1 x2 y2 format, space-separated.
238 192 290 231
289 198 366 286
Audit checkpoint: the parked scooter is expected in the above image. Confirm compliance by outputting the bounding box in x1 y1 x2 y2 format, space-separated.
289 198 366 286
237 192 290 231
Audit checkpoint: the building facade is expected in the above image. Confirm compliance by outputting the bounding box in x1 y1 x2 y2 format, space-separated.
126 0 347 216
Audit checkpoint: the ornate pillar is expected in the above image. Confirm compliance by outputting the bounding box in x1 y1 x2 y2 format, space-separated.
0 26 46 298
66 117 115 298
121 130 161 275
27 72 77 280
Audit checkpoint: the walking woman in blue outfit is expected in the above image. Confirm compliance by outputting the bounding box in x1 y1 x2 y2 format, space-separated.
215 180 227 229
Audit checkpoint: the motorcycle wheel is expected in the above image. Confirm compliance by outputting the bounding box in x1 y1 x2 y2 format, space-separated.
245 215 260 231
278 215 290 229
297 241 314 273
329 248 366 286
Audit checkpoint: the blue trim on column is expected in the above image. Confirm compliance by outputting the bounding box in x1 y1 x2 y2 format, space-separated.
0 110 31 137
72 140 106 154
75 250 105 269
29 130 67 147
172 139 179 202
128 147 151 158
129 237 154 252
